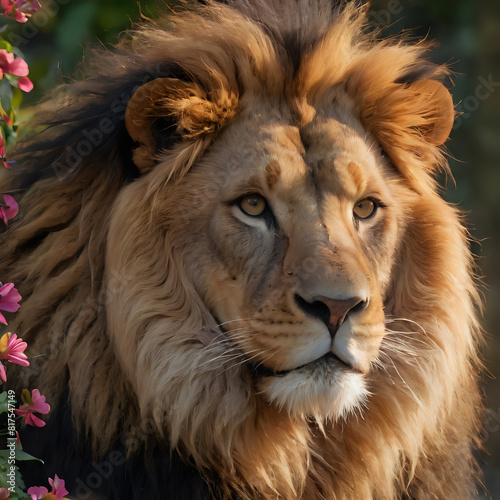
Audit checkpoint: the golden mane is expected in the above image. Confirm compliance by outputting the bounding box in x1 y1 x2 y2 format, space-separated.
0 1 483 498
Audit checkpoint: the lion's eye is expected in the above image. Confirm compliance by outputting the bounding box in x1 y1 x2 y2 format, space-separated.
353 198 377 220
239 194 267 217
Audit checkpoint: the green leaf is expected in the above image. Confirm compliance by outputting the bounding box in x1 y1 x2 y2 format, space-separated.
0 448 43 463
0 391 8 414
0 462 30 499
13 449 43 463
3 73 18 85
0 79 13 111
10 87 23 110
0 39 12 52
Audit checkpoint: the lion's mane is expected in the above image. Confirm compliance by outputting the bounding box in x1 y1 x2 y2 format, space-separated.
0 1 484 499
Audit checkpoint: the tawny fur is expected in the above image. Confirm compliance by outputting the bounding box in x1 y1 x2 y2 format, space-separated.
0 1 483 499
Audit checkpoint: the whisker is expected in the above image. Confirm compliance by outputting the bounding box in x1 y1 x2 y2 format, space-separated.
216 348 270 376
200 328 254 350
379 354 424 407
385 316 427 335
216 318 253 328
384 316 442 352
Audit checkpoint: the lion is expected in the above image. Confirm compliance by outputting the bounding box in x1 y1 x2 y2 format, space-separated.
0 0 484 499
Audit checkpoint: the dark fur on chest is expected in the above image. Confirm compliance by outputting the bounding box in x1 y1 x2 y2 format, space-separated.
18 393 215 500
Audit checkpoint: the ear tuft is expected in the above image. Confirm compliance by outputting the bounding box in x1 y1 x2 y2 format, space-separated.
125 78 238 173
352 68 456 183
406 79 454 146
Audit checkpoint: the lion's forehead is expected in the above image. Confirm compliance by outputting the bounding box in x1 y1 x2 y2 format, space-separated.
218 104 386 209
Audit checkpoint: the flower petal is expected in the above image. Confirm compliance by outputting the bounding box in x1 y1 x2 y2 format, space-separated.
7 56 29 76
8 353 29 366
27 486 49 500
2 331 29 365
0 50 14 65
0 300 21 312
0 280 22 312
14 11 28 22
25 412 46 427
0 282 14 296
18 76 33 92
0 332 8 352
2 195 19 219
49 475 69 499
21 387 32 405
0 298 21 312
14 406 28 417
0 292 22 310
31 389 50 414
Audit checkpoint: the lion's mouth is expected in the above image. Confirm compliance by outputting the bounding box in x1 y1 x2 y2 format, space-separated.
215 316 358 378
250 351 352 379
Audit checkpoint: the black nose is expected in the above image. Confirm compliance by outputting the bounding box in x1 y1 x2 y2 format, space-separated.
295 294 368 331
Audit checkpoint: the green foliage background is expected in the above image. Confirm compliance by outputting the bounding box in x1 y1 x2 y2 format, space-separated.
4 0 500 496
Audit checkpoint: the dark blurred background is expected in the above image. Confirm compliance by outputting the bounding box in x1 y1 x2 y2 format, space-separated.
4 0 499 496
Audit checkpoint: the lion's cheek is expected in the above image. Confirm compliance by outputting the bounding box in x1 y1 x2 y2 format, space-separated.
198 271 247 324
238 321 333 372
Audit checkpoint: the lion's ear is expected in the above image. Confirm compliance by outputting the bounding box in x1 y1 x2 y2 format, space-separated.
354 73 455 182
404 78 454 146
125 78 238 173
363 77 455 148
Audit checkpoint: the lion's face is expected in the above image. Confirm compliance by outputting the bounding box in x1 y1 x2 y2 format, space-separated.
161 96 402 418
4 2 483 497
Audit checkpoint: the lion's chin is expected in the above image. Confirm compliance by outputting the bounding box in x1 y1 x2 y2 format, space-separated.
256 353 369 420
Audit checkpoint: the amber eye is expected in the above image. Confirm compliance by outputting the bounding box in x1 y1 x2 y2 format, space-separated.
353 198 377 219
239 194 267 217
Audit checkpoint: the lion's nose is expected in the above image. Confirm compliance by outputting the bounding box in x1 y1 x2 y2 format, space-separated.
295 294 368 331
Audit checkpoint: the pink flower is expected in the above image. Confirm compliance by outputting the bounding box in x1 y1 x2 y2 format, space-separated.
0 195 19 225
0 49 33 93
1 0 40 22
0 49 29 78
0 282 21 323
0 487 10 500
48 475 69 499
0 129 16 168
27 486 48 500
0 128 6 161
0 332 28 366
0 362 6 382
17 75 33 92
27 475 70 500
14 388 50 427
